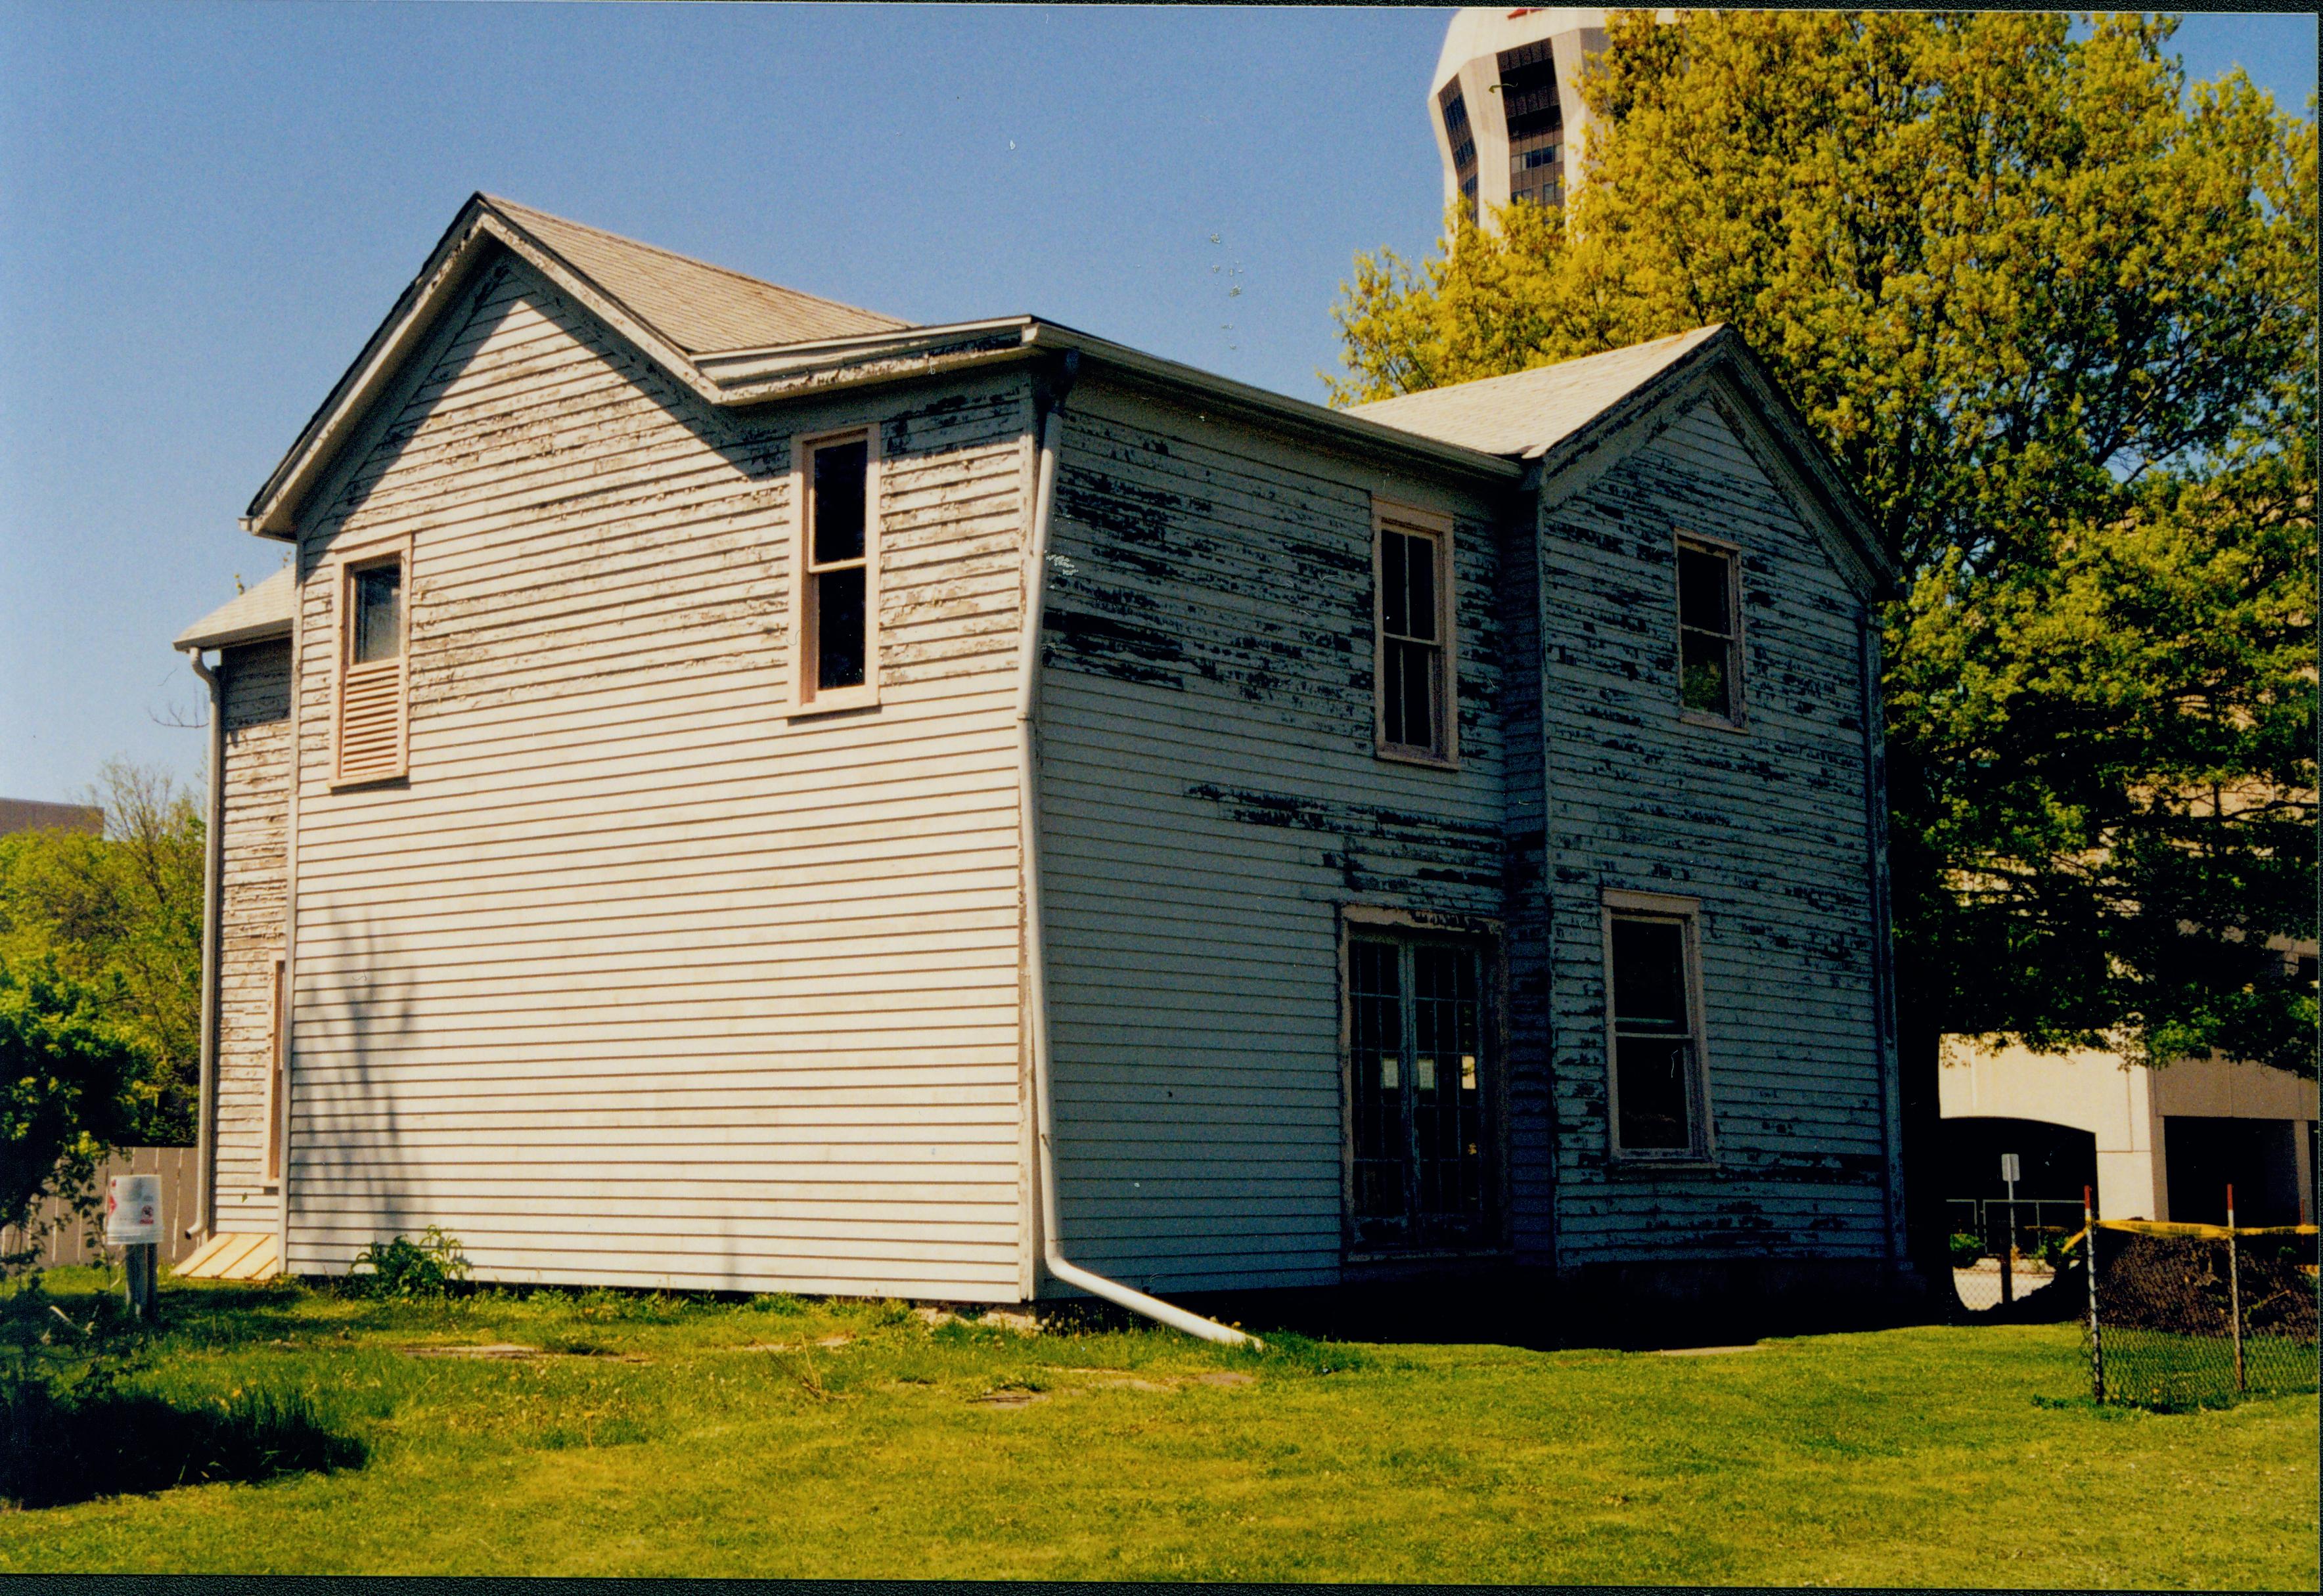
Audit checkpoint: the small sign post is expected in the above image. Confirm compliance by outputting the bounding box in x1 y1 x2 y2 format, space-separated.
1999 1153 2021 1304
104 1174 162 1321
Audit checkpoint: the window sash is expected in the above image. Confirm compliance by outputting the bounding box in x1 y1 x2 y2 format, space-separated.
795 431 878 708
1675 539 1741 721
1374 506 1455 763
1604 906 1711 1159
351 565 402 664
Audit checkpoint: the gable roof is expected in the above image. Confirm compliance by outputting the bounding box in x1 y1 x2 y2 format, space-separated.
233 196 1883 600
175 566 294 650
481 196 909 355
1349 326 1899 597
242 193 924 537
240 194 1520 539
1347 326 1723 458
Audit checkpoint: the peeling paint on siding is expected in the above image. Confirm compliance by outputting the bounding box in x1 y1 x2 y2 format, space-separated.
1538 398 1890 1266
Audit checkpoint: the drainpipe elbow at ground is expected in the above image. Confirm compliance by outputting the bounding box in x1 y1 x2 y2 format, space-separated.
1015 355 1257 1350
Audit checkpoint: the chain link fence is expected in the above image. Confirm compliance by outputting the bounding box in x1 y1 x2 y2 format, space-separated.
2073 1201 2320 1411
1948 1197 2084 1312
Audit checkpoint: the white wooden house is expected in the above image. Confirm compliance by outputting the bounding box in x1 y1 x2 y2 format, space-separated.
172 194 1913 1321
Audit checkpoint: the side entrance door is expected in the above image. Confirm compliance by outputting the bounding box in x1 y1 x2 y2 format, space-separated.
1345 933 1495 1253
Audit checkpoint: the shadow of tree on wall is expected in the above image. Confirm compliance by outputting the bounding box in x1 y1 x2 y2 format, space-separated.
293 250 806 1297
302 910 418 1277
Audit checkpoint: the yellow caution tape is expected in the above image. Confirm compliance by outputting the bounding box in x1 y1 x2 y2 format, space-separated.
2095 1219 2320 1241
2048 1220 2318 1253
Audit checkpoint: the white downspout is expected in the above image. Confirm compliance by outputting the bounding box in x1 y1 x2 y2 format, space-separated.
183 646 225 1242
1017 368 1257 1348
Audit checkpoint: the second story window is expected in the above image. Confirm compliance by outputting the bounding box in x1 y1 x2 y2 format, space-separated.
795 431 879 711
1374 502 1455 765
334 543 409 786
1677 537 1742 722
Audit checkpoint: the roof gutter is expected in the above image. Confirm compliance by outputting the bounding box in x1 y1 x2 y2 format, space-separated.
1016 352 1257 1349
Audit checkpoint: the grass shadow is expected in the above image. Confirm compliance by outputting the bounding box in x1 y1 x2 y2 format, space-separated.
2 1369 366 1509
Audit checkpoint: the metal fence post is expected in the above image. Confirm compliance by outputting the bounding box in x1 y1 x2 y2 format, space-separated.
2084 1184 2103 1403
2226 1183 2243 1394
2001 1155 2019 1306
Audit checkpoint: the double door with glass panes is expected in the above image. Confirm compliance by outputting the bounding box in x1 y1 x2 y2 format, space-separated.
1347 937 1493 1252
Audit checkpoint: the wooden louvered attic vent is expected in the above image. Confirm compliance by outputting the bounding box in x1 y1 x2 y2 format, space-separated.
334 546 408 785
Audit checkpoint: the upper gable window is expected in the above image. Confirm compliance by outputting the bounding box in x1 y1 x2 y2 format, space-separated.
1374 502 1456 766
794 431 880 713
1677 537 1742 723
351 564 402 664
334 543 409 786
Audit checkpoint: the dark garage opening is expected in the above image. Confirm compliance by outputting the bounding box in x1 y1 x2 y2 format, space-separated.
1941 1117 2098 1204
2163 1117 2305 1227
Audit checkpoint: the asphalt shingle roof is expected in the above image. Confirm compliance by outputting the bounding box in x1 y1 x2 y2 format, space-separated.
1346 326 1726 459
175 566 295 650
485 196 913 356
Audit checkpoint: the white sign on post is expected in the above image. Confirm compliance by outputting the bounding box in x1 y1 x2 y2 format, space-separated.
104 1174 162 1246
2000 1153 2021 1185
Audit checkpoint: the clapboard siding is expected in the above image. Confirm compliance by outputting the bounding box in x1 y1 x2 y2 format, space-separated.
1537 392 1891 1266
282 251 1031 1298
211 215 1904 1308
213 638 292 1233
1035 380 1506 1293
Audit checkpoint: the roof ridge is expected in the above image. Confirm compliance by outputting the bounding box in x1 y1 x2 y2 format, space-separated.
479 194 912 333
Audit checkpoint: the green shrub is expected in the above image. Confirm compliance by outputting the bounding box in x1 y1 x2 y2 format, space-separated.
345 1226 469 1300
1949 1232 1986 1267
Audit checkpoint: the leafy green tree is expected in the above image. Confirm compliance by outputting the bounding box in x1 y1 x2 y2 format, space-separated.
0 759 205 1143
1332 12 2316 1268
0 953 152 1263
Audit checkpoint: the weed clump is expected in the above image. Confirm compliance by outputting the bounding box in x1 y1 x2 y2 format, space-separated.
1247 1331 1370 1377
344 1226 469 1300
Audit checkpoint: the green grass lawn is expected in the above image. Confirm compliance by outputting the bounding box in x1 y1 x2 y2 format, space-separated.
4 1265 2315 1585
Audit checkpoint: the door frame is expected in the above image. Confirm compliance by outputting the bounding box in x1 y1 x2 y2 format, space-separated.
1337 903 1510 1261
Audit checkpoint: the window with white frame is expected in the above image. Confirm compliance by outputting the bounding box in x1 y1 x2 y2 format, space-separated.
1603 893 1711 1159
1677 537 1742 722
334 544 409 784
1374 503 1455 763
794 431 878 710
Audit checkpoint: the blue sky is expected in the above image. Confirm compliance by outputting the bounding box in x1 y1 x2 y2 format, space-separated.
1 5 2314 804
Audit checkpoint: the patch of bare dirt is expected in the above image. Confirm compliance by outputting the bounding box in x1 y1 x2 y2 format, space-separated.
970 1388 1049 1408
1039 1366 1257 1393
401 1342 649 1362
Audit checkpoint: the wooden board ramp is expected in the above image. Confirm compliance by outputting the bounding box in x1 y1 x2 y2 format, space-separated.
174 1232 281 1281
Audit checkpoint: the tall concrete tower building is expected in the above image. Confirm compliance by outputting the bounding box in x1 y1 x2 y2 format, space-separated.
1430 7 1676 228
